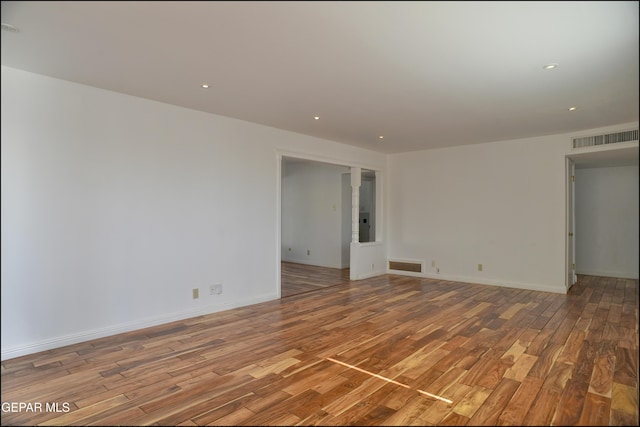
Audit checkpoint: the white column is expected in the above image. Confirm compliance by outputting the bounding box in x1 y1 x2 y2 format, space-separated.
351 167 361 243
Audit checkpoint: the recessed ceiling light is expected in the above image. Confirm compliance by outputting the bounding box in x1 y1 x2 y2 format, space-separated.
378 135 384 139
314 116 320 120
1 23 19 33
201 84 209 88
568 106 577 111
542 63 558 70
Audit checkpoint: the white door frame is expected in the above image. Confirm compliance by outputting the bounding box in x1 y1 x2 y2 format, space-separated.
565 157 577 290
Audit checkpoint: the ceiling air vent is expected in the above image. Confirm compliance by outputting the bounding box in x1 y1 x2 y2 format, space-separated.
572 129 638 149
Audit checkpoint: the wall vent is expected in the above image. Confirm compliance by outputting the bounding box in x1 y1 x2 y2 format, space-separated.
572 129 638 149
389 260 423 273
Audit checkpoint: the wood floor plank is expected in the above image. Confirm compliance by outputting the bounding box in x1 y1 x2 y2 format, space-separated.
351 404 397 426
1 273 637 426
496 375 544 426
503 352 538 382
588 352 616 397
438 412 470 426
578 392 611 426
525 328 555 356
613 345 638 387
467 377 520 425
542 360 574 394
556 329 586 365
452 384 493 418
523 388 560 426
527 342 563 379
552 378 591 426
610 382 639 420
420 381 472 425
379 394 437 426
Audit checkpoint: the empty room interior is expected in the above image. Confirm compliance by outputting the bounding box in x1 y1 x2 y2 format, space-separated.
1 2 638 426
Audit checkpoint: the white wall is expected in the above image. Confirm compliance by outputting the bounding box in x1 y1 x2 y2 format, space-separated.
0 66 385 360
387 135 568 293
351 241 387 279
575 165 639 279
281 160 348 268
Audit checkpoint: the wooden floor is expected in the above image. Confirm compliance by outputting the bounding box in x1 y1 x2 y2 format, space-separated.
281 262 350 298
1 274 637 426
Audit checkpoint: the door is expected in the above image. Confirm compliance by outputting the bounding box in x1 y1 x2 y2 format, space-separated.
566 158 577 290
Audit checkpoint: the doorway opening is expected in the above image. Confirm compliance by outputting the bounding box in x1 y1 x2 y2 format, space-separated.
566 145 639 290
278 155 383 298
280 156 351 298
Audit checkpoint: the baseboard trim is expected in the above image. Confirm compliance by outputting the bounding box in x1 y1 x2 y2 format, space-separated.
352 269 387 280
1 294 278 361
576 269 638 280
386 269 566 294
281 258 344 269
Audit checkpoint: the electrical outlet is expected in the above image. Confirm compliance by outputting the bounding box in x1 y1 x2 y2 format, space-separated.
210 284 222 295
307 249 310 256
478 264 483 272
436 268 440 273
192 288 199 299
431 260 436 268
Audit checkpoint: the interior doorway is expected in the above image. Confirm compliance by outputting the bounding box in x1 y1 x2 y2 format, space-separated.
566 145 639 289
280 156 351 298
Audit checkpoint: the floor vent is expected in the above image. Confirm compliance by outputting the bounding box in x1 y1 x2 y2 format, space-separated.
572 129 638 149
389 261 423 273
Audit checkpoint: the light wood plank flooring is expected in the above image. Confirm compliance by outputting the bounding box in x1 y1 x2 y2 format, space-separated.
281 262 350 298
1 274 637 426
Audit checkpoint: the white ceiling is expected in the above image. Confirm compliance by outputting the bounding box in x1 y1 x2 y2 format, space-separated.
1 1 638 154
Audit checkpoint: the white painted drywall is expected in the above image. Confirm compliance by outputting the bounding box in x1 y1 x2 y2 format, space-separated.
0 66 385 359
387 134 568 293
351 241 387 280
281 160 348 268
575 165 639 279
